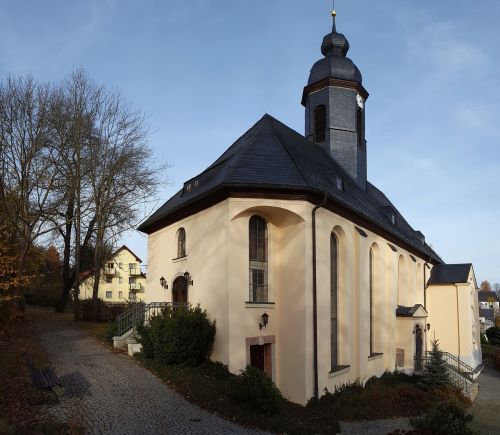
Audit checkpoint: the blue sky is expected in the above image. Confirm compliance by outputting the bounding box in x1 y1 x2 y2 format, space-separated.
2 0 499 284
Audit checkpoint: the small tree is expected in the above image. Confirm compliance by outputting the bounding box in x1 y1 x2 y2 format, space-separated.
418 339 450 390
480 280 492 292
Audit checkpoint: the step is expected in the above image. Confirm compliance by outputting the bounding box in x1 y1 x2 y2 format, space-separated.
112 327 136 350
128 342 142 356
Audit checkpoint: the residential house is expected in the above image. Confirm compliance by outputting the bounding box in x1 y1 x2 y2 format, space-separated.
80 245 146 303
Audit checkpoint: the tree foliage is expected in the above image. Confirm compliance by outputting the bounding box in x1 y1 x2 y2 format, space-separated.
480 280 492 292
0 70 166 317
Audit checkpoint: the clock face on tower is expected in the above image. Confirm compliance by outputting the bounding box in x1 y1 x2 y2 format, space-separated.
356 94 364 110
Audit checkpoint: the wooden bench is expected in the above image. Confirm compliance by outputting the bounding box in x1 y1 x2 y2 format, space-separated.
23 353 62 401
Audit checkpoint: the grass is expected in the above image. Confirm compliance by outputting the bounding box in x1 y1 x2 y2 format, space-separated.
0 306 83 434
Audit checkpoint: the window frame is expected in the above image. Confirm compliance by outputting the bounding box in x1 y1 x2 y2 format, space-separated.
177 227 187 258
248 215 269 303
313 104 327 143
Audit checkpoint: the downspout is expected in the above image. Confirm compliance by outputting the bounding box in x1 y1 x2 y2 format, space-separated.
312 191 328 400
456 285 461 362
423 263 428 353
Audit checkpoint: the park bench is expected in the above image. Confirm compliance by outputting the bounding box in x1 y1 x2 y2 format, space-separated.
23 353 62 401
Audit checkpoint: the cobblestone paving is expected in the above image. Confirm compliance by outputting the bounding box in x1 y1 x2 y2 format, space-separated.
36 324 264 435
471 366 500 435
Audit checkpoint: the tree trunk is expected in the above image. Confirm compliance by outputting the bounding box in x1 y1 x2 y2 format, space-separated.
55 198 74 313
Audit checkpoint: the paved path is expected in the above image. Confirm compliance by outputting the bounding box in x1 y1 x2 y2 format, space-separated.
471 366 500 435
36 322 263 435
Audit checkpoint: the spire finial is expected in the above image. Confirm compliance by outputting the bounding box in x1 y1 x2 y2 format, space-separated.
331 0 337 32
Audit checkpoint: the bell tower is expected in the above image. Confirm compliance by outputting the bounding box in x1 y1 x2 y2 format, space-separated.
302 8 369 190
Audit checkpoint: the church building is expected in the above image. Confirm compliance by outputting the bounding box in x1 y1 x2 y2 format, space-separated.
137 10 482 404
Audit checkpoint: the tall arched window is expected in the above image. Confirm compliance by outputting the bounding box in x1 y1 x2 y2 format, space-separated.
313 105 327 143
249 216 268 302
177 228 186 258
331 234 339 369
398 255 406 306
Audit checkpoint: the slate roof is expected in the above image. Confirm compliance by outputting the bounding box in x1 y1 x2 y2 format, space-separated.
479 308 495 321
396 304 427 317
478 291 500 303
139 114 442 263
427 264 472 285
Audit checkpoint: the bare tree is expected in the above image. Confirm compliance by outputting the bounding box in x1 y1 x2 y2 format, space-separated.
86 85 164 320
0 75 61 267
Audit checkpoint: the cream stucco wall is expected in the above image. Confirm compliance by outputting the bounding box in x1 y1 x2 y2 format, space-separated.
426 272 482 370
145 196 449 404
80 247 146 303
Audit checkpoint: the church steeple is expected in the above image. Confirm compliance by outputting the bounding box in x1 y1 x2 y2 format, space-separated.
302 8 369 190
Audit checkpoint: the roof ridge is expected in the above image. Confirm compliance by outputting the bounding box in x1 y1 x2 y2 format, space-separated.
267 116 312 189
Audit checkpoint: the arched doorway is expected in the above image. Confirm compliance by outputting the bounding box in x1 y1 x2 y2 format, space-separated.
172 276 188 305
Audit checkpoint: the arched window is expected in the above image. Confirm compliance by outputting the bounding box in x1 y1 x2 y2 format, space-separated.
177 228 186 258
398 255 406 306
249 216 268 302
331 234 339 369
357 107 365 150
313 105 327 143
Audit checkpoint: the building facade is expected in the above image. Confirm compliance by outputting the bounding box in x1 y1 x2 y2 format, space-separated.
138 13 481 404
80 245 146 303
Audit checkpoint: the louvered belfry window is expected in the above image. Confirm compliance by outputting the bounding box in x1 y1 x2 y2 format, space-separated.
249 216 268 302
314 105 327 143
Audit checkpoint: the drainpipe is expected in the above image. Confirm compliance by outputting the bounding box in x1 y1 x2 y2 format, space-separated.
423 263 428 354
312 191 328 401
456 285 461 363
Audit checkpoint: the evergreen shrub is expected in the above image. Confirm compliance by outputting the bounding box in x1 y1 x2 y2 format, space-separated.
485 326 500 346
137 304 216 366
410 400 473 435
417 339 450 390
229 365 283 414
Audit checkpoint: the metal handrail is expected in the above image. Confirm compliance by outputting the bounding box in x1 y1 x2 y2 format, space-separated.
414 353 474 394
115 302 189 336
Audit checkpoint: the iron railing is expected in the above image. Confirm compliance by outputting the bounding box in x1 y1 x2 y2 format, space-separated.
414 351 475 395
115 302 188 336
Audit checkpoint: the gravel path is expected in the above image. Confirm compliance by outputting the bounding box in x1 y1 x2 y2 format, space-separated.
35 322 263 435
471 366 500 435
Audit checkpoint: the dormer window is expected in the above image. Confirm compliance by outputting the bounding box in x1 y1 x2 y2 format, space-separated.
382 206 397 226
334 174 343 191
313 105 327 143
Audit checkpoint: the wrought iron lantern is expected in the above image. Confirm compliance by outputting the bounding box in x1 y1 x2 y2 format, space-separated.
160 276 168 289
259 312 269 330
184 271 193 286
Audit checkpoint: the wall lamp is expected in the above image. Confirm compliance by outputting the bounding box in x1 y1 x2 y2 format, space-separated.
259 312 269 330
160 276 168 289
426 323 431 331
184 271 193 286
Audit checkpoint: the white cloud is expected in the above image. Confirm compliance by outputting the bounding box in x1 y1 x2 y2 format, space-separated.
406 22 490 79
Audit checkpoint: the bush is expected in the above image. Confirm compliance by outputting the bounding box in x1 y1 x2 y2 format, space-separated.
229 366 283 414
104 321 118 342
485 327 500 346
79 299 128 322
137 304 216 366
410 400 473 435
